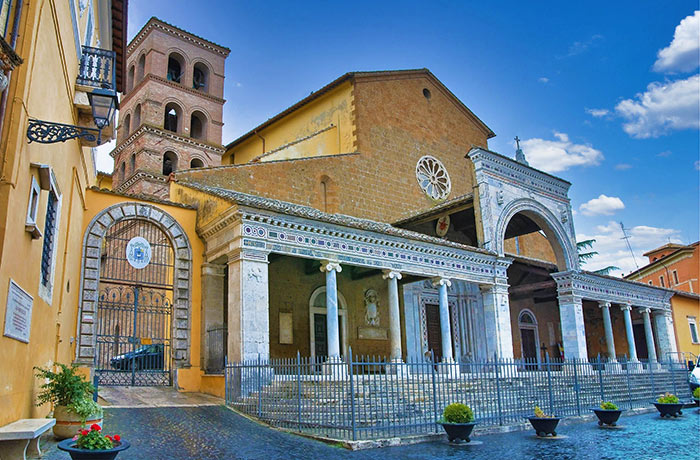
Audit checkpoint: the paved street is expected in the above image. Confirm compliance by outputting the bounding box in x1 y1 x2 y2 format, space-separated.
41 405 699 460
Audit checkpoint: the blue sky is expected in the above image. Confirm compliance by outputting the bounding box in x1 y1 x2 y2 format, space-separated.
103 1 700 276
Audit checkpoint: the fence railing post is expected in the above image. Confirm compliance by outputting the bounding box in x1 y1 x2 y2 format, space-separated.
348 347 357 441
669 355 678 396
597 355 605 402
494 355 503 425
296 351 302 432
257 354 262 418
92 374 99 403
224 356 228 404
545 354 554 415
430 350 438 433
573 358 581 416
648 357 656 397
624 355 632 409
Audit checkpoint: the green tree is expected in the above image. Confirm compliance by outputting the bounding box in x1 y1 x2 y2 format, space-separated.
577 239 620 276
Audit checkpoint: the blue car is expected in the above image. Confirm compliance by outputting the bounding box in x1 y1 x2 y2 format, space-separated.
110 344 164 371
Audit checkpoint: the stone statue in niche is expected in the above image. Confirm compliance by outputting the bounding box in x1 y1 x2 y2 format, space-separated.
364 289 380 326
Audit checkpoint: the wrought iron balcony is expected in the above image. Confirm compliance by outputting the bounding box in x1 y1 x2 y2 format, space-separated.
77 46 116 90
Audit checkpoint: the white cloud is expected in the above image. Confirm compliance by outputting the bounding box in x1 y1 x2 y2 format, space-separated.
561 34 604 58
653 11 700 73
615 74 700 138
586 108 609 118
614 163 632 171
579 195 625 216
695 160 700 170
578 221 682 276
657 150 672 157
520 132 604 173
538 77 549 84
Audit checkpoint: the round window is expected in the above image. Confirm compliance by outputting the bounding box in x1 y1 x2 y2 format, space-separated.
415 155 451 200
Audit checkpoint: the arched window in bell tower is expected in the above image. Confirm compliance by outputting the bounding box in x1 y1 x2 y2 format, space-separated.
190 158 204 168
192 62 209 92
162 151 178 175
133 104 141 130
164 103 180 133
167 53 184 83
137 54 145 82
122 113 130 136
190 111 206 140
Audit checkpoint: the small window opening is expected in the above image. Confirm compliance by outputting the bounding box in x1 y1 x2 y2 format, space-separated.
193 63 208 92
167 56 182 83
423 88 431 100
190 158 204 168
163 151 177 175
130 154 136 172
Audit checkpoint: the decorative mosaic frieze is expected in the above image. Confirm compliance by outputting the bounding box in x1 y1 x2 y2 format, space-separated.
551 270 673 310
238 208 510 284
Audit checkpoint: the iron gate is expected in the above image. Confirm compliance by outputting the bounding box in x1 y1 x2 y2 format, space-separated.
94 219 174 386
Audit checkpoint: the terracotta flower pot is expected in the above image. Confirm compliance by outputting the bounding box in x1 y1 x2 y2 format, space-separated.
57 439 130 460
53 406 103 440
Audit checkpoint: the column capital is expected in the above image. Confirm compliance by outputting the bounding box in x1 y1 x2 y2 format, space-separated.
557 293 582 305
598 301 611 309
652 309 672 318
382 269 402 280
431 277 452 288
638 307 652 315
320 260 342 273
620 303 632 311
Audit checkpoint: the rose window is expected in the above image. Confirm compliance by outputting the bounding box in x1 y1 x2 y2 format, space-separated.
415 156 451 200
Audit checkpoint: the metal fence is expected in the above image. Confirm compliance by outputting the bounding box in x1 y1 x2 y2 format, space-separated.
77 45 116 90
224 350 691 441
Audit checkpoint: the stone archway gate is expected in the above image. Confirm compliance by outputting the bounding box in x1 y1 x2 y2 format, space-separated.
76 203 192 386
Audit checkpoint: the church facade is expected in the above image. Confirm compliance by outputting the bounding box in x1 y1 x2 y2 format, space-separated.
73 20 678 396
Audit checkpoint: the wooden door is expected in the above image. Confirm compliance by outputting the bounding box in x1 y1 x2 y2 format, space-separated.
425 304 443 362
314 313 327 358
521 328 537 369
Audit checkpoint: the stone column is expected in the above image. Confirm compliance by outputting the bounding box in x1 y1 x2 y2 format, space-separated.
382 269 403 363
480 283 514 360
226 248 270 363
201 263 226 372
558 294 588 360
432 277 453 362
320 261 342 361
653 310 678 359
620 304 638 363
598 301 617 363
640 308 658 365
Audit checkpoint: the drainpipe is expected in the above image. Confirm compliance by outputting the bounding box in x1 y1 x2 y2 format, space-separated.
254 129 265 156
0 0 24 148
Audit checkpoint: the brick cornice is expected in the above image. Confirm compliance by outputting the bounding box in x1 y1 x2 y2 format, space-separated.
111 125 225 158
121 74 226 107
128 17 230 57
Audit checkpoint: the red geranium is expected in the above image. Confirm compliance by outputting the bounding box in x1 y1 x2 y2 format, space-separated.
90 423 101 431
113 434 121 442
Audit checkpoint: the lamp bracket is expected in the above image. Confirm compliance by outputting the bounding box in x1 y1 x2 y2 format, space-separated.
26 119 102 145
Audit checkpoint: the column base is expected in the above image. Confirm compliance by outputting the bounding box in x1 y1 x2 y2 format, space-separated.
323 356 347 379
438 358 460 377
604 361 622 372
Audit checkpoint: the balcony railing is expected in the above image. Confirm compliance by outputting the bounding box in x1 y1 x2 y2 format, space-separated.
77 46 116 90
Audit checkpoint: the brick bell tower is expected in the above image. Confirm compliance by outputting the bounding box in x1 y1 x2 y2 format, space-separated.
111 18 230 198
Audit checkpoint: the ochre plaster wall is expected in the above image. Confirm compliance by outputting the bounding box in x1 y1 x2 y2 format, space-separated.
671 294 700 356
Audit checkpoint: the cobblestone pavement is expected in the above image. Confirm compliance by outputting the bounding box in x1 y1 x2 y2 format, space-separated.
98 386 223 407
41 405 699 460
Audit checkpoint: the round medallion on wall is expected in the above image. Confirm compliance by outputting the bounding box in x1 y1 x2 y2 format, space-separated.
436 215 450 237
415 155 451 201
125 236 152 270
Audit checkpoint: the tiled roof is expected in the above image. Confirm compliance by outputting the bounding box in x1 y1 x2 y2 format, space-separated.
178 180 495 255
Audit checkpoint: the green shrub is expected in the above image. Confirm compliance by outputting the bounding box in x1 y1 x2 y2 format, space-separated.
441 403 474 423
600 401 619 410
657 393 679 404
34 364 94 408
69 398 103 422
693 387 700 399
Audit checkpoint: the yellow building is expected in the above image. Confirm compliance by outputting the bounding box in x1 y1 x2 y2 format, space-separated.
669 291 700 358
0 0 128 425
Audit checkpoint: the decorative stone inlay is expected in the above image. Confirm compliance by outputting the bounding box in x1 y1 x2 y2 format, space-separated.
552 270 673 311
415 155 451 200
75 202 193 367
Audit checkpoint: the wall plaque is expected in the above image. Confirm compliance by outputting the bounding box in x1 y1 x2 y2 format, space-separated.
358 327 388 340
126 236 152 269
3 279 33 343
279 312 293 344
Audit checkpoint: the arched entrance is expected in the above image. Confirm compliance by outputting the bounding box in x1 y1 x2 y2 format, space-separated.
94 219 174 385
76 202 193 384
309 286 348 359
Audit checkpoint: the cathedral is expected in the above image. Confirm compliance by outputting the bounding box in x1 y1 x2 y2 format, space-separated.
75 17 676 392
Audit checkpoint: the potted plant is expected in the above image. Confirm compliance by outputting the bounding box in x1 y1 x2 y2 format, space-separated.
35 364 103 439
527 406 561 437
693 387 700 406
437 403 477 442
591 401 623 426
652 393 684 418
58 423 130 460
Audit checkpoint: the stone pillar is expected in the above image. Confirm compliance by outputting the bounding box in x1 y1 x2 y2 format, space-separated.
226 248 270 363
598 301 617 362
558 294 588 360
382 269 403 363
201 263 226 372
480 283 514 360
640 308 658 365
620 304 638 363
653 309 678 359
432 277 453 362
320 261 342 361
